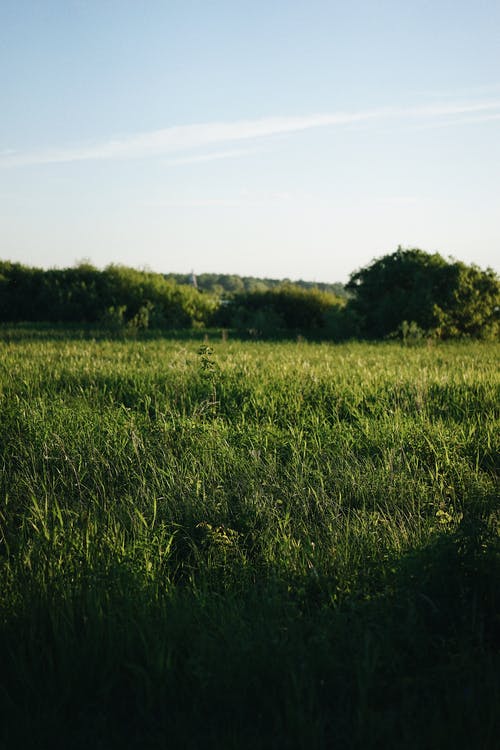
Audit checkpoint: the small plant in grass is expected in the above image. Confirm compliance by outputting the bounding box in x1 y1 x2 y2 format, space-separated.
196 344 220 417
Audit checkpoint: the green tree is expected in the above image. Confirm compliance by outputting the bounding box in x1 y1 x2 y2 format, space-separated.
0 261 220 329
215 284 346 337
346 247 499 339
433 262 500 339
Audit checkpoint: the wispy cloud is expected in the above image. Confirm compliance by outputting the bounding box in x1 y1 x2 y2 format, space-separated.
164 148 260 165
452 112 500 125
1 100 500 168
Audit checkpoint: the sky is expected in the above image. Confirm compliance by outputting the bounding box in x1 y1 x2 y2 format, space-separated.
1 1 499 283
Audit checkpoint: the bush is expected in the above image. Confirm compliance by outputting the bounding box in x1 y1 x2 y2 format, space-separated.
214 284 346 337
0 261 220 330
346 247 499 339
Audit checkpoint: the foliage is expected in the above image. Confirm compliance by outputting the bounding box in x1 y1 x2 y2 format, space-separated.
1 253 497 340
0 261 219 329
346 246 500 339
433 261 500 339
391 320 426 346
214 283 347 337
164 271 348 298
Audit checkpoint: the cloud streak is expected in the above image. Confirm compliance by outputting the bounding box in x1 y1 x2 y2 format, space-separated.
2 100 500 167
164 148 260 165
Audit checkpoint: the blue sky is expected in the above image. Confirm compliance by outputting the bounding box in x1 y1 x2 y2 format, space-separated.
1 0 499 283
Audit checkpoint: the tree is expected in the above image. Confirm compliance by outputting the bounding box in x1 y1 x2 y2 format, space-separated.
346 247 499 339
432 262 500 339
214 284 346 336
0 261 220 329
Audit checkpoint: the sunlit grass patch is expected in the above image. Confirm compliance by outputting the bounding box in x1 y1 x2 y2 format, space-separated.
0 338 498 748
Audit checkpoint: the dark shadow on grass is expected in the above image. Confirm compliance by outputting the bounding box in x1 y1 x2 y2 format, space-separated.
0 322 218 343
0 323 351 344
0 501 498 750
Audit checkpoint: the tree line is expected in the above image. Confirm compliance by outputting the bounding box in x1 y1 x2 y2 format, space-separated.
0 248 498 339
163 272 348 298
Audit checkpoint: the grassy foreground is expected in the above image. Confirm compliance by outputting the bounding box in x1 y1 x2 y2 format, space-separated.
0 335 498 749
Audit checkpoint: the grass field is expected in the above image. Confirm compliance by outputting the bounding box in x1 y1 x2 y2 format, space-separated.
0 333 498 749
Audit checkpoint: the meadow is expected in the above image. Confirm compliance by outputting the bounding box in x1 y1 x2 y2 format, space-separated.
0 332 498 749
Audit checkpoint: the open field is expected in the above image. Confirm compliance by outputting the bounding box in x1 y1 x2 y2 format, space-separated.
0 334 498 749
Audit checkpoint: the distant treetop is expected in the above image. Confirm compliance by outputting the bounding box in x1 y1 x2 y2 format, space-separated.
346 246 499 340
163 272 348 298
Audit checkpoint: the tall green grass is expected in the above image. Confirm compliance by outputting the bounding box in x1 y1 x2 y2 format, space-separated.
0 336 498 748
